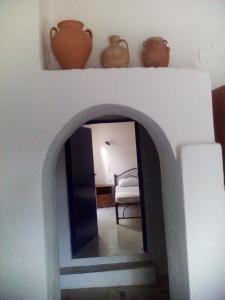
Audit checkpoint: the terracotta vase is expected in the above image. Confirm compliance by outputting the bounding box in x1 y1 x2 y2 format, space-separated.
101 35 129 68
142 36 170 67
50 20 93 69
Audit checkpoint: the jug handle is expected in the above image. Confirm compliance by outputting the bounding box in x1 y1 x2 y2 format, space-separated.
85 29 93 39
50 27 58 40
119 39 129 50
164 40 168 47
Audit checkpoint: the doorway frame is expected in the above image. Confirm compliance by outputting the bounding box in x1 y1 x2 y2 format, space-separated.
42 104 190 300
84 117 148 254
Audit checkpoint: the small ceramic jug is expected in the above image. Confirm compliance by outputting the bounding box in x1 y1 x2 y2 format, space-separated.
142 36 170 67
50 20 93 69
101 35 129 68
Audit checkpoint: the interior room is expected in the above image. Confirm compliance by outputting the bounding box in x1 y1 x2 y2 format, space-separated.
1 1 225 300
83 120 145 258
57 119 146 259
56 116 168 296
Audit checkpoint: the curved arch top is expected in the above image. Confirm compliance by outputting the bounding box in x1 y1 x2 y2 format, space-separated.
43 104 175 173
42 103 190 300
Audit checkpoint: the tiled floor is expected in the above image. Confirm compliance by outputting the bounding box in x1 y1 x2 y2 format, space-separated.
75 206 144 258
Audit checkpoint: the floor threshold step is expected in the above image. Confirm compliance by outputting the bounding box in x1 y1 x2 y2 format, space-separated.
62 284 170 300
60 261 154 275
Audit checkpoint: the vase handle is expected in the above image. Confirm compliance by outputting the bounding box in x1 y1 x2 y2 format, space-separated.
85 29 93 39
50 27 58 40
119 39 129 50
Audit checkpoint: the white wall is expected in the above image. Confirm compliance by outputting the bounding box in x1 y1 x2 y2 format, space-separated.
39 0 51 69
42 0 225 88
86 122 137 185
56 148 72 267
0 2 50 300
1 1 225 299
181 144 225 300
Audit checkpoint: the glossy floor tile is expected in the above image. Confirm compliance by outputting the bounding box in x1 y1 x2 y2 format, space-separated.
75 206 144 258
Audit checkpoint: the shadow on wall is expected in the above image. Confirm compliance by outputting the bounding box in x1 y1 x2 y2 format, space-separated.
42 104 189 300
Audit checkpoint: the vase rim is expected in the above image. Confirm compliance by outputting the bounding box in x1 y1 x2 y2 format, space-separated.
110 35 120 39
109 35 121 42
57 20 84 29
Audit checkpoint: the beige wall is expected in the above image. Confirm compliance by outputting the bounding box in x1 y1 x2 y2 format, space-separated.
86 122 137 185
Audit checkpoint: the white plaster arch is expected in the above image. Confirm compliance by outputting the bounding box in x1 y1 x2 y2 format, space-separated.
42 103 189 300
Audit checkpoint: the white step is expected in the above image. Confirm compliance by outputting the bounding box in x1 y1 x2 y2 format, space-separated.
60 261 156 289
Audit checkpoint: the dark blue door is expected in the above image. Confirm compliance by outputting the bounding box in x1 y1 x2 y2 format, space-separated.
65 127 98 257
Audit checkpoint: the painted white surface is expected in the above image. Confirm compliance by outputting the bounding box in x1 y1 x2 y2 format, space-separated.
86 122 137 185
39 0 51 68
0 2 50 300
42 0 225 88
60 267 156 289
1 2 225 298
56 149 72 266
181 144 225 300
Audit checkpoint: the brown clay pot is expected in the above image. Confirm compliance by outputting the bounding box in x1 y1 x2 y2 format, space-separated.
142 36 170 67
101 35 129 68
50 20 93 69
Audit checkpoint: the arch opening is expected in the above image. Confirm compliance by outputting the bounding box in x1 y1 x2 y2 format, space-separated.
42 104 189 300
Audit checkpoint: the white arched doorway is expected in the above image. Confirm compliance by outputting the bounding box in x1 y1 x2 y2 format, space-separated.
42 104 189 300
2 68 225 300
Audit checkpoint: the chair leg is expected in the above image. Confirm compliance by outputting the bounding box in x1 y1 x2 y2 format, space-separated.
115 203 119 224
